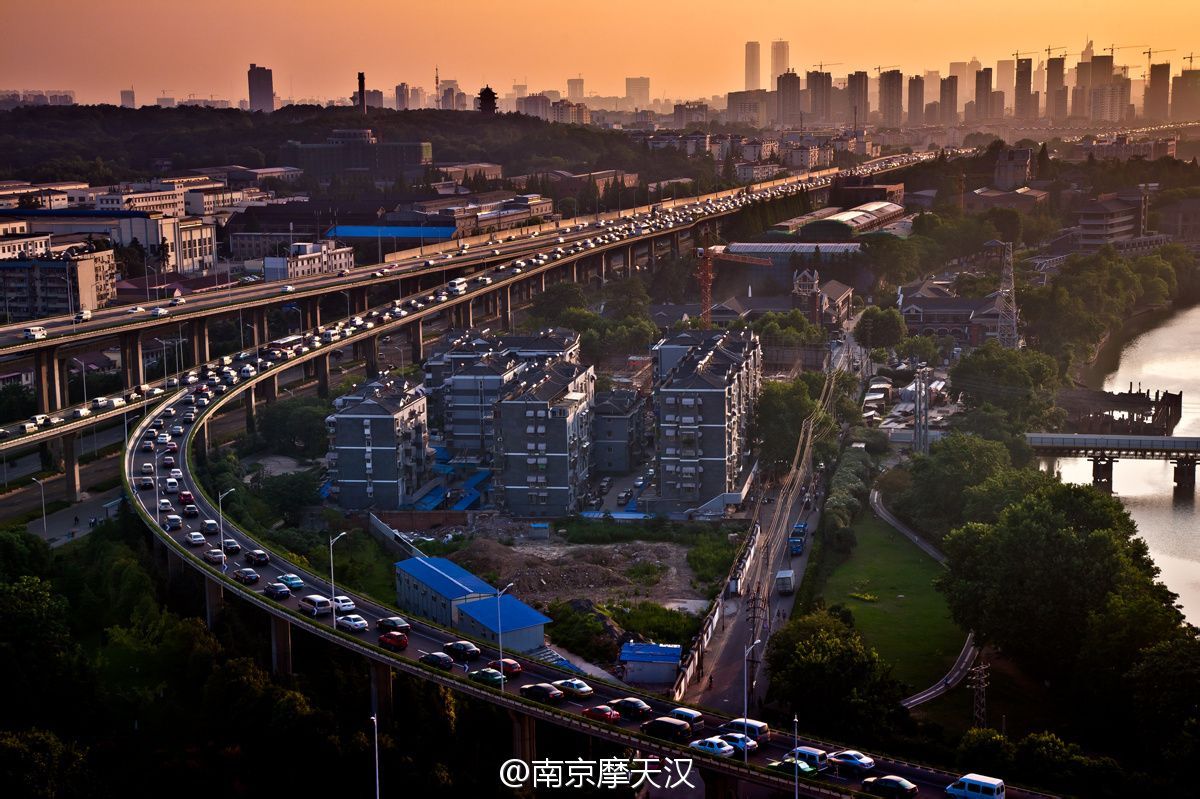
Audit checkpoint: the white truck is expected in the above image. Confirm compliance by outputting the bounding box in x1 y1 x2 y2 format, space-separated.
774 569 795 596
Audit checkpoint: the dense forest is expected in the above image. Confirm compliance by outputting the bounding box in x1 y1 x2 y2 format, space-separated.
0 105 714 187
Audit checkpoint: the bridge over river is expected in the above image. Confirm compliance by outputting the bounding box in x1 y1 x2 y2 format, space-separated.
1026 433 1200 490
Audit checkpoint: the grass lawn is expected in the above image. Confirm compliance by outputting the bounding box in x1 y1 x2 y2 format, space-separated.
819 511 965 692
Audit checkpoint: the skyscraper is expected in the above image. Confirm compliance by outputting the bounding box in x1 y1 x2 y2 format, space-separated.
745 42 761 91
567 77 584 102
1091 55 1115 86
120 88 135 108
846 71 869 125
1173 70 1200 121
1145 63 1171 120
1014 58 1034 119
1072 61 1093 117
974 67 993 119
771 40 790 83
777 70 803 128
248 63 274 113
625 77 650 108
806 71 833 121
1046 57 1066 120
395 82 409 110
996 59 1015 108
907 76 925 126
878 70 904 127
940 76 959 125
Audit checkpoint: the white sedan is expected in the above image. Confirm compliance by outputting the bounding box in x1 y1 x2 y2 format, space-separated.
690 737 736 758
332 595 356 613
828 750 875 772
336 614 370 632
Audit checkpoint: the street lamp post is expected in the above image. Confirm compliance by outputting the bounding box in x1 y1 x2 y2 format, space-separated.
370 714 380 799
743 638 761 763
495 582 514 691
793 713 799 799
329 531 349 622
218 488 235 565
153 337 172 385
31 477 47 539
71 357 97 455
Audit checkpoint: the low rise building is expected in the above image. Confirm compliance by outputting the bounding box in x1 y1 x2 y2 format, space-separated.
97 186 186 216
494 360 595 517
0 246 117 320
900 293 1004 345
184 186 245 216
326 380 432 510
1078 191 1149 251
263 240 355 281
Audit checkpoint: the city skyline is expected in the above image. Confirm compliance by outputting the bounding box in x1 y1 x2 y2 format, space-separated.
2 0 1197 104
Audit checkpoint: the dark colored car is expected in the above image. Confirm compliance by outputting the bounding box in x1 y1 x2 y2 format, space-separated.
379 631 409 652
221 538 241 555
640 716 692 742
610 697 654 719
582 705 621 723
233 568 260 585
862 776 918 798
468 668 506 689
263 582 291 600
183 504 200 517
519 683 564 704
419 652 454 670
377 616 412 634
445 640 481 661
244 549 270 566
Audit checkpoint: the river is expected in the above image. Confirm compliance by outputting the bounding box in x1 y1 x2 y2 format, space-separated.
1049 305 1200 622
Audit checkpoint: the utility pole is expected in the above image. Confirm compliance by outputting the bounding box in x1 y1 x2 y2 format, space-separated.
967 662 990 728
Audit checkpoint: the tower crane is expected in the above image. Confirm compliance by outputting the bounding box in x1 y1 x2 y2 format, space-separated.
874 64 899 75
1185 53 1197 68
1144 48 1176 72
1013 50 1038 62
1103 44 1148 57
811 62 842 72
1044 45 1067 60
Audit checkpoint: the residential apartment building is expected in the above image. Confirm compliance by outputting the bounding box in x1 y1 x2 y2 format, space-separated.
494 360 595 517
0 230 51 260
184 186 246 216
326 381 432 510
263 240 355 281
0 246 117 320
654 330 762 513
592 389 647 475
550 99 591 125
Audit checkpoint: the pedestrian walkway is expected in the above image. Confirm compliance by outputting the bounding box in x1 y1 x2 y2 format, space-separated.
26 486 124 549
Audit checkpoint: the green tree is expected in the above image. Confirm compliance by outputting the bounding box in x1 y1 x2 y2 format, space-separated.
0 526 53 582
752 377 816 475
1126 637 1200 771
948 341 1060 429
897 433 1011 540
956 727 1015 775
529 281 588 325
856 306 907 350
0 729 91 799
894 334 939 365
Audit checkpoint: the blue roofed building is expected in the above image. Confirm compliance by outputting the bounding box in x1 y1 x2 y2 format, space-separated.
394 556 494 627
457 594 551 653
619 642 682 685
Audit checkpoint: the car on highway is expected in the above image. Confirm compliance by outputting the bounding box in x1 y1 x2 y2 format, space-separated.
277 573 304 591
418 651 455 670
609 697 654 719
640 716 693 742
221 538 241 555
169 297 186 306
376 616 412 634
765 755 818 776
233 568 260 585
245 549 270 566
280 285 295 293
689 737 736 758
581 705 621 723
829 750 874 774
336 614 370 632
378 631 408 652
137 476 154 490
487 658 522 676
203 549 226 565
518 683 564 704
717 733 758 755
162 456 176 468
444 640 481 661
183 504 199 518
263 582 291 600
127 306 146 315
861 775 919 797
183 532 206 547
468 668 506 688
150 307 170 317
332 595 356 613
551 678 594 699
159 498 174 512
168 468 183 479
178 490 194 504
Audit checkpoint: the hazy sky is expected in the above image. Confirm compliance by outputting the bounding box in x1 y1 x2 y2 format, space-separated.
2 0 1194 103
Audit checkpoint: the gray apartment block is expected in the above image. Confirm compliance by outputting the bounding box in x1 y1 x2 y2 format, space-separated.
423 327 581 456
494 361 595 517
326 381 432 510
654 330 762 513
592 389 647 475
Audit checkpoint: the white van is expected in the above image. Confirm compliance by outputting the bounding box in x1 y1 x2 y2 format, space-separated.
201 519 220 535
447 277 468 295
74 310 92 322
719 717 770 743
165 478 179 494
945 774 1005 799
239 365 257 378
23 326 48 340
790 746 829 772
299 594 333 616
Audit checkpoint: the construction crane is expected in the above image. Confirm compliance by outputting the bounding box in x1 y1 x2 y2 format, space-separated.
1103 44 1148 57
874 64 899 75
1185 53 1198 68
1144 48 1176 71
811 62 842 72
1013 50 1038 62
1044 45 1067 60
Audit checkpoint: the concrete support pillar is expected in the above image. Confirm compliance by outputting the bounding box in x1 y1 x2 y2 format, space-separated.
252 307 268 345
699 767 737 799
364 335 379 378
370 661 393 723
245 385 257 434
60 434 80 502
204 577 224 628
571 260 579 282
538 272 546 293
410 319 424 363
270 615 293 674
458 300 473 330
57 356 72 410
34 348 62 413
499 286 513 330
190 318 210 367
1091 456 1115 492
1173 457 1196 491
509 710 536 762
261 373 278 403
194 421 209 457
304 298 321 330
121 332 144 389
316 353 330 399
355 287 370 314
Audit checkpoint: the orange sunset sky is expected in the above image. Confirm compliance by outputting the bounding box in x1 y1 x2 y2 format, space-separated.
1 0 1195 104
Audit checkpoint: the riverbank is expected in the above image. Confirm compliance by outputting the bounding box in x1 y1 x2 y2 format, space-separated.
1070 302 1177 388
